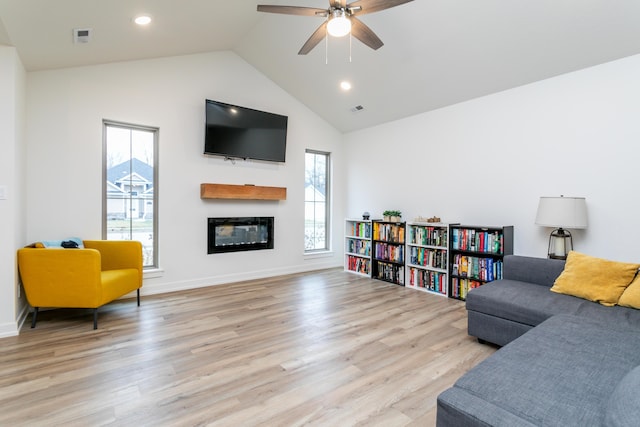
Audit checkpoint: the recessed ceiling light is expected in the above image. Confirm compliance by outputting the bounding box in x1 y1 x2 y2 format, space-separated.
340 81 352 91
134 15 152 26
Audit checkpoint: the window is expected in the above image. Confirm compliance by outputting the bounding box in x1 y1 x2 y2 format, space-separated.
103 121 158 268
304 150 330 252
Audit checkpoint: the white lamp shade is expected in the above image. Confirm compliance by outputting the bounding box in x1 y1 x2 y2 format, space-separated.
535 196 587 229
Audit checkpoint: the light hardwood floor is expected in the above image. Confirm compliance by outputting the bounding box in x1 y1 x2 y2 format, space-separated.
0 268 496 426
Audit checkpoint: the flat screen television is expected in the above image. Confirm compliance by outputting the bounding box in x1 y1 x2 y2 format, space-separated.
204 99 288 163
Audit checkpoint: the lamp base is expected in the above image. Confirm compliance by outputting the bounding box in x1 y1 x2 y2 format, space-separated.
547 228 573 260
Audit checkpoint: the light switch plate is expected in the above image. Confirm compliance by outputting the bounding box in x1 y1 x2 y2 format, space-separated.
0 185 7 200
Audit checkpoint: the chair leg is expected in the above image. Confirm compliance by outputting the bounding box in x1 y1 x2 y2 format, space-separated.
31 307 39 328
137 289 141 306
93 308 98 330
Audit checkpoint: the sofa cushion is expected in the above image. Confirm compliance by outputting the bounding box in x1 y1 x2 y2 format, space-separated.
617 274 640 309
466 279 585 327
573 302 640 332
442 314 640 427
502 254 565 287
550 251 639 306
604 365 640 427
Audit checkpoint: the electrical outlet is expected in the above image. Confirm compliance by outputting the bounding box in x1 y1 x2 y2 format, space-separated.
0 185 7 200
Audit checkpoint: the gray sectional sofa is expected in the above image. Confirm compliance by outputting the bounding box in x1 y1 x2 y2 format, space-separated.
436 255 640 427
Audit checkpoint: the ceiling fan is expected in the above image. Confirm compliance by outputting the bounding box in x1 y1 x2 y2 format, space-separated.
257 0 414 55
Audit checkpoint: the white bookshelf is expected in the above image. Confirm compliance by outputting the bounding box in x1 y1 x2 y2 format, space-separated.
405 222 452 296
344 218 372 277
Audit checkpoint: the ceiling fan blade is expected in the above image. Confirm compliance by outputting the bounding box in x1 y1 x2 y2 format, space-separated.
257 5 328 17
298 21 328 55
350 16 383 50
347 0 413 16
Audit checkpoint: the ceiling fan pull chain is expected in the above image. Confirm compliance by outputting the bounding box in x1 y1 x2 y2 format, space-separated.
349 32 352 63
325 29 329 65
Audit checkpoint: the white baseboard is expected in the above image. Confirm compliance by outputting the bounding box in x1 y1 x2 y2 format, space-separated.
0 321 19 338
0 301 31 337
139 261 341 297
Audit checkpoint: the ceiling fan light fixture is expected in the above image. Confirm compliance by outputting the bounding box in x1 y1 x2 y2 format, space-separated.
327 10 351 37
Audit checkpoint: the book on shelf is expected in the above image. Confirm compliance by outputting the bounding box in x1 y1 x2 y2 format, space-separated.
347 255 370 274
374 261 405 285
350 221 371 238
409 246 447 269
408 225 448 247
346 238 371 256
451 228 504 254
451 254 503 282
374 242 404 263
451 277 483 300
373 222 405 243
408 267 447 295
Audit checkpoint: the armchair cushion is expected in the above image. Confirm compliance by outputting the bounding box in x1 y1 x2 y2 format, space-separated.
101 269 140 304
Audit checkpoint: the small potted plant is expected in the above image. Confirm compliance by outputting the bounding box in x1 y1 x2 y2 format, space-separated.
383 210 402 222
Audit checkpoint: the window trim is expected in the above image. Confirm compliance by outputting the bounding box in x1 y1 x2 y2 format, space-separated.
102 120 159 269
304 149 331 253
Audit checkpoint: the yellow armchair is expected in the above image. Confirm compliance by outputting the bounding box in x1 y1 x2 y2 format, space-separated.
17 240 143 329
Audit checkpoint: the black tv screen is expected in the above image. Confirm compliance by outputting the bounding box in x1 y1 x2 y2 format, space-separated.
204 99 288 163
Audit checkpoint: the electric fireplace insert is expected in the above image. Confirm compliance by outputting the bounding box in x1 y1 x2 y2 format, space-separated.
207 217 274 254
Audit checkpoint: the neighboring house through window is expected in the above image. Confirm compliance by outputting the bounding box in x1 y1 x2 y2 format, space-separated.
103 121 158 268
304 150 330 252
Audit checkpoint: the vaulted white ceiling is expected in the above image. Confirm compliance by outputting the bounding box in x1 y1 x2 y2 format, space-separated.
2 0 640 132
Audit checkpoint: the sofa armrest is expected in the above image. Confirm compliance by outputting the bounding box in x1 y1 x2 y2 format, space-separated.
17 248 103 308
83 240 143 285
503 255 566 288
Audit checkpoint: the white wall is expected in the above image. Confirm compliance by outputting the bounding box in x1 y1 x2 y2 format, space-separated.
345 54 640 263
26 51 345 296
0 46 27 337
19 47 640 331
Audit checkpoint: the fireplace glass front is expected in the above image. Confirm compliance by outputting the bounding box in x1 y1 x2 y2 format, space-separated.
207 217 274 254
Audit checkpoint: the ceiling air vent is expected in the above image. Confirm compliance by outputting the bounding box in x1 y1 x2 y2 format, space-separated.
73 28 92 44
350 105 364 113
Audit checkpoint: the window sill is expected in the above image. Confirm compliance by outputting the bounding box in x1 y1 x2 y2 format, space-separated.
143 268 164 279
303 251 334 259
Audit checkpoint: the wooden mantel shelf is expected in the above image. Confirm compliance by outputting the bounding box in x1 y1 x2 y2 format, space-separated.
200 183 287 201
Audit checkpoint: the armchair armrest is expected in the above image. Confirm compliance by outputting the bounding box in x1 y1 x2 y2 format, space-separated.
17 248 103 308
83 240 143 286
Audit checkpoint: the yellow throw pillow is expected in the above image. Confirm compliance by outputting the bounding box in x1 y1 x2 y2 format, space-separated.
618 273 640 309
551 251 640 306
